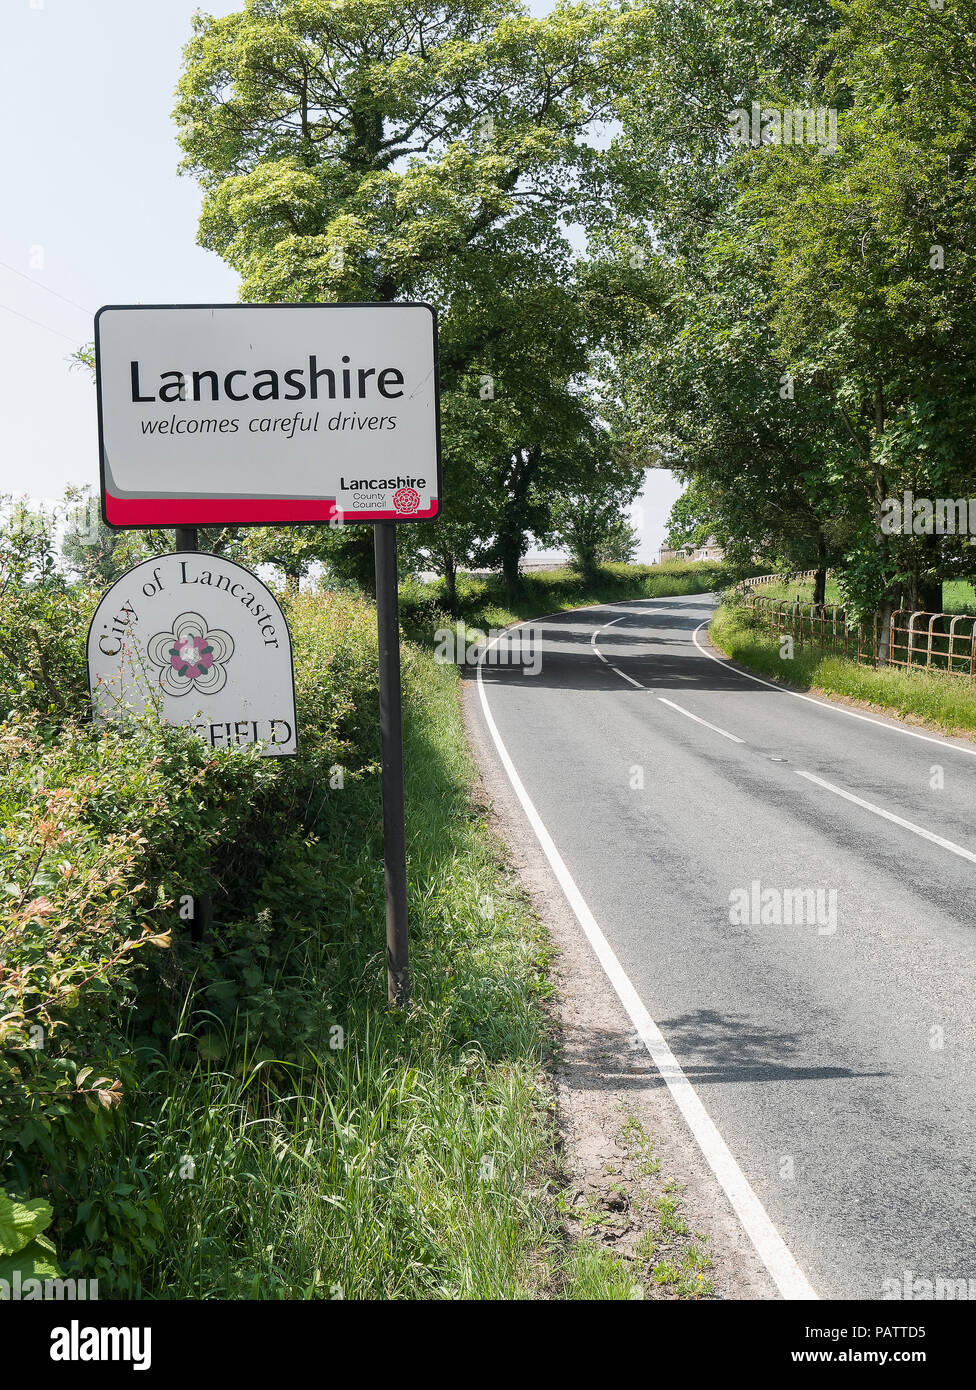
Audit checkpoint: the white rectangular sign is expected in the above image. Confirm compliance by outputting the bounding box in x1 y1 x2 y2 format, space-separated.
95 302 441 528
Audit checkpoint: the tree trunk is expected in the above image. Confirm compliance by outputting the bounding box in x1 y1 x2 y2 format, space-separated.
876 599 896 665
496 444 540 592
917 580 943 614
501 543 521 592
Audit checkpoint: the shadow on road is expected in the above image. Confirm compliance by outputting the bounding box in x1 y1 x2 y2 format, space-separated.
457 595 767 695
651 1009 885 1086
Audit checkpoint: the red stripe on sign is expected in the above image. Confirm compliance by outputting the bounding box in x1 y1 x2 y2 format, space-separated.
103 494 439 524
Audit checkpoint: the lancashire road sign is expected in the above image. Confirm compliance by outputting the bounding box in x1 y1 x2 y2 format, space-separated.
95 302 441 528
88 552 298 756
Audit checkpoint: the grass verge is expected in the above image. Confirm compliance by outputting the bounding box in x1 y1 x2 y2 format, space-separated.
557 1112 715 1301
5 563 730 1300
117 570 723 1299
710 603 976 740
98 633 580 1299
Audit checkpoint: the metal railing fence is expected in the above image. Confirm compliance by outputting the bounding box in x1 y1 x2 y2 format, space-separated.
734 575 976 679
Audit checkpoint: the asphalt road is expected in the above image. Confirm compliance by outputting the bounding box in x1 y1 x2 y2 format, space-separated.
472 592 976 1300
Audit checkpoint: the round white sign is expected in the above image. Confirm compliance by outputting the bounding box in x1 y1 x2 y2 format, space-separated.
87 552 297 756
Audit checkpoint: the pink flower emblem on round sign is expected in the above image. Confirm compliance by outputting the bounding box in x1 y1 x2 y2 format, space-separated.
393 487 421 515
146 613 235 697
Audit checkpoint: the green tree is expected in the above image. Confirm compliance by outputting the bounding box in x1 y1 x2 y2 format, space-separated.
174 0 644 590
552 473 642 576
61 488 132 585
607 0 976 631
737 0 976 620
235 525 328 592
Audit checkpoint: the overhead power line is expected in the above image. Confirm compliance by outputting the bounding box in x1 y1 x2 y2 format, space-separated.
0 300 82 344
0 258 92 316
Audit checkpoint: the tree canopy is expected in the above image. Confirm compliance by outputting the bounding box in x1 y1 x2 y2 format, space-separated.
175 0 648 594
615 0 976 618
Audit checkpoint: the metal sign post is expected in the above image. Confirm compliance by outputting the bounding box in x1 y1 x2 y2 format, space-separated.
172 525 210 940
374 521 409 1006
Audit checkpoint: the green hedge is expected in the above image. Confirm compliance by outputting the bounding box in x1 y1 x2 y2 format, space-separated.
398 560 737 638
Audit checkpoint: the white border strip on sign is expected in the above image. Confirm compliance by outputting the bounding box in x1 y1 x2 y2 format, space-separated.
475 620 818 1301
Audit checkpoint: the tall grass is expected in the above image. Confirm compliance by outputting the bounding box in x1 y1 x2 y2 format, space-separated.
91 631 615 1299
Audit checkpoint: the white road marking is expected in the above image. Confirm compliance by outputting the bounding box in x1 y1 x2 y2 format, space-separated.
592 618 649 690
795 770 976 865
693 619 976 760
593 616 747 742
657 696 746 744
476 621 818 1301
610 664 643 688
591 615 626 665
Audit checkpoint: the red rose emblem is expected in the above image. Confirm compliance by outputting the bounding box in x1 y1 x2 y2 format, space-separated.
393 487 421 515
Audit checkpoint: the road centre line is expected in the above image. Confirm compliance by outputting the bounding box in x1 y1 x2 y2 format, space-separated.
591 614 626 664
795 770 976 866
592 615 748 741
601 608 975 855
610 665 644 688
475 619 817 1301
657 696 746 744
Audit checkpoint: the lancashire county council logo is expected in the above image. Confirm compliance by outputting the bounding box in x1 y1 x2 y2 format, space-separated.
393 487 421 515
146 612 235 697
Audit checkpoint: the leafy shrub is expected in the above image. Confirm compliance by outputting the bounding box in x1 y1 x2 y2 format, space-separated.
397 576 452 637
0 1191 60 1292
0 707 293 1288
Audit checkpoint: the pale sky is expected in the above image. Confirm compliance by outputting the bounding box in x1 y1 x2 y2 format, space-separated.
0 0 680 560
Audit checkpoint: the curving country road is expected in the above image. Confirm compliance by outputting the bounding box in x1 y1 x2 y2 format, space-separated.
472 591 976 1301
